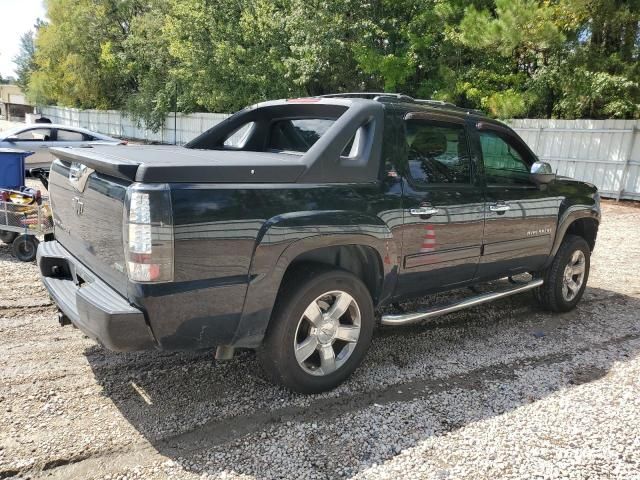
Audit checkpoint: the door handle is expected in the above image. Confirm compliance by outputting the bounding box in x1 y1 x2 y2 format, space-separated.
489 203 510 213
410 206 439 216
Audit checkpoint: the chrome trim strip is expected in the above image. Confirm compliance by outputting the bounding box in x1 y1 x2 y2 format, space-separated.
381 278 544 326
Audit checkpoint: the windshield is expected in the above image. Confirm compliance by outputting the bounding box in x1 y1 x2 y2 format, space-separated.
0 126 26 139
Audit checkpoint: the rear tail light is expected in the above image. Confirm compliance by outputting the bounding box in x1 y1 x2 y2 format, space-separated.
124 184 174 282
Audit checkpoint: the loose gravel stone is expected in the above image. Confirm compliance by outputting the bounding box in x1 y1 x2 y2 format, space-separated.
0 200 638 480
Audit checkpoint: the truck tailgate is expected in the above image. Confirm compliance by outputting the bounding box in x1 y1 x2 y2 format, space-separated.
49 160 130 296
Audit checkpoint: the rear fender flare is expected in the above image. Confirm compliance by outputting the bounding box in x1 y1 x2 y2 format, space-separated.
232 213 399 348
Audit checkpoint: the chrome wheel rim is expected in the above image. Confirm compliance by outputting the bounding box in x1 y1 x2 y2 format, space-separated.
294 290 361 376
562 250 586 301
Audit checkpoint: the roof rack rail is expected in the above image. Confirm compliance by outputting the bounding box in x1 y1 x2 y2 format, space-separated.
320 92 415 102
414 99 457 108
319 92 484 115
415 98 484 116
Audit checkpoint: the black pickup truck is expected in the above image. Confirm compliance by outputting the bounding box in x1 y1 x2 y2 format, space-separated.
37 94 600 393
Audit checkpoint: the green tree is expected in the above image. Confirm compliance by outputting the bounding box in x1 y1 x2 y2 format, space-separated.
25 0 640 122
13 27 39 92
458 0 639 118
29 0 147 108
120 0 177 130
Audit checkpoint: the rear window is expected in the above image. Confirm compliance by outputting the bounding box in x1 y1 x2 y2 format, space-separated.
268 118 335 153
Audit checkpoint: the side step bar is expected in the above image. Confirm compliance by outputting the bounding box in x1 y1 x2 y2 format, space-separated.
381 278 543 326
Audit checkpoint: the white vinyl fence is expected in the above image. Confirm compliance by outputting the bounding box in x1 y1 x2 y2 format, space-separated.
509 119 640 201
40 106 230 145
39 106 640 200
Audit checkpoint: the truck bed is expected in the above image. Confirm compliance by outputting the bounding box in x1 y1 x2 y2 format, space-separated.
50 145 307 183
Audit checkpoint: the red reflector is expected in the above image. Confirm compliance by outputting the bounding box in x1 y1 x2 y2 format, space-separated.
149 264 161 281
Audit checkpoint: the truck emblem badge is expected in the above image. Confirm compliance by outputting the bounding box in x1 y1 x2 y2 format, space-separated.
72 196 84 216
527 228 552 236
69 162 95 193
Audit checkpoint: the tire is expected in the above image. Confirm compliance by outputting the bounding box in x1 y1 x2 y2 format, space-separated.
12 234 39 262
0 230 18 244
534 234 590 312
258 265 375 394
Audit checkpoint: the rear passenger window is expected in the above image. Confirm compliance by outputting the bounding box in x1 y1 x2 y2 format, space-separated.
57 129 85 141
268 118 335 153
479 132 531 185
404 120 471 185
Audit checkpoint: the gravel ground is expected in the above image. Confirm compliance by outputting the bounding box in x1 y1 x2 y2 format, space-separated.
0 200 639 480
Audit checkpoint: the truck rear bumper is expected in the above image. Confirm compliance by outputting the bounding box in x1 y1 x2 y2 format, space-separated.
37 241 156 352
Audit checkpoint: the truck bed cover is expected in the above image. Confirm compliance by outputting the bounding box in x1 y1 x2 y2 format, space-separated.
50 145 307 183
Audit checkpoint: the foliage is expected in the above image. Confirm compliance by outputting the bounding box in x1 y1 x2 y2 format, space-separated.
23 0 640 129
13 29 38 92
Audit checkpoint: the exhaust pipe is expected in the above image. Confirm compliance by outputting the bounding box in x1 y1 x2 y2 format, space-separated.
57 312 72 327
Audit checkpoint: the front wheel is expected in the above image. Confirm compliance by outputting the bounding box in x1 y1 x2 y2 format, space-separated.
259 266 375 393
534 234 590 312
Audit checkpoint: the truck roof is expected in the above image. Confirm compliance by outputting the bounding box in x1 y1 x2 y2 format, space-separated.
231 94 508 132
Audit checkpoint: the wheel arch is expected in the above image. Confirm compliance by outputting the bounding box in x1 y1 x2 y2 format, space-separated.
233 232 399 349
564 217 599 251
285 244 385 304
550 208 600 259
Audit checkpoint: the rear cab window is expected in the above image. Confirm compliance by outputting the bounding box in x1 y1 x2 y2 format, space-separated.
268 118 335 153
187 102 354 157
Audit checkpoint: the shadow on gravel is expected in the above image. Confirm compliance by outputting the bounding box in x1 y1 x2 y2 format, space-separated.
84 286 640 479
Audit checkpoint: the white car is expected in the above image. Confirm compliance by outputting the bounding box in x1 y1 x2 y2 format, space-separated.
0 124 126 169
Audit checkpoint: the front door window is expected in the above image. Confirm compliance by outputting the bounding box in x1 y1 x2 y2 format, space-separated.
15 128 53 141
479 131 532 185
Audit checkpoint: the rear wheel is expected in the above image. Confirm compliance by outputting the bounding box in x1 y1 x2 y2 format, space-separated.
12 234 39 262
0 230 18 244
259 266 375 393
534 234 590 312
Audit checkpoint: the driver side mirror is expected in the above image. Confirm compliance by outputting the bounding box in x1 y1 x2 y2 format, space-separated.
530 161 556 184
5 135 19 143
